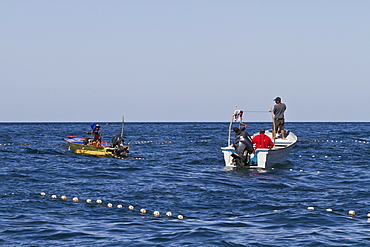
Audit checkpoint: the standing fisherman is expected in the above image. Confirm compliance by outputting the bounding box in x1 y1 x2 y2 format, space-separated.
273 97 287 140
86 124 103 146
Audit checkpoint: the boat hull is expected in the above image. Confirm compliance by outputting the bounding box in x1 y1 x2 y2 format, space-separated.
221 130 297 169
64 136 129 158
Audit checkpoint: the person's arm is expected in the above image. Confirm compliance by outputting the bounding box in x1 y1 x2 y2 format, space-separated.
268 137 275 148
240 123 248 128
273 105 277 115
251 136 257 144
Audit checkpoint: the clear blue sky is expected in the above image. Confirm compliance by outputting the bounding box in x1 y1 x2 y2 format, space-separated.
1 1 369 122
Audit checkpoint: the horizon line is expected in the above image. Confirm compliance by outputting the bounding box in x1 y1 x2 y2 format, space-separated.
0 121 369 123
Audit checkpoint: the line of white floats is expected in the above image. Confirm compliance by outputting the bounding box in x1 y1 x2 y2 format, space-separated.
39 192 370 221
126 140 209 145
298 155 342 158
1 139 369 147
0 140 210 146
40 192 184 219
306 206 370 219
300 139 369 144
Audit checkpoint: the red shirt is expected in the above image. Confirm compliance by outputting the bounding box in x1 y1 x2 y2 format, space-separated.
252 133 274 149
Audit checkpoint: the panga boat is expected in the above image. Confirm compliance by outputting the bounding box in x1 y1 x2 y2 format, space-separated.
64 134 130 158
221 108 297 169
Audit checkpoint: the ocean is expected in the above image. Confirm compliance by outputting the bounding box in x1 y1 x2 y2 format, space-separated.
1 122 370 246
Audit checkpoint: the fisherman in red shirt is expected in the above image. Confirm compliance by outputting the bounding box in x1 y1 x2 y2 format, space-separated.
252 129 274 149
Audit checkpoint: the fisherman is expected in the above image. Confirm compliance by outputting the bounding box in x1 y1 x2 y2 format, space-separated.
273 97 287 140
232 122 253 164
252 129 274 149
86 124 102 146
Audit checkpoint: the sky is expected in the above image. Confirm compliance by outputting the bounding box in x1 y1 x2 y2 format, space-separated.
1 0 369 122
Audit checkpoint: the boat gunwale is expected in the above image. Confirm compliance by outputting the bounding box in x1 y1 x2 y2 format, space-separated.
64 136 112 148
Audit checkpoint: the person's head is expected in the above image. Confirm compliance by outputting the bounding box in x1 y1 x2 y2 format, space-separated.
233 127 239 132
260 129 265 134
274 97 281 103
96 124 100 129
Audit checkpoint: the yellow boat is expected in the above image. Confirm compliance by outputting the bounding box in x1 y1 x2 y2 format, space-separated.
64 135 129 158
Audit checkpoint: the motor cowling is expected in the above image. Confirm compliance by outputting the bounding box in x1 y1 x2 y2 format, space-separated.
112 134 123 146
232 132 253 167
111 134 129 157
233 136 254 153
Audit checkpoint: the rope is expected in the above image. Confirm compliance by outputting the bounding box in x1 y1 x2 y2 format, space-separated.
243 110 270 113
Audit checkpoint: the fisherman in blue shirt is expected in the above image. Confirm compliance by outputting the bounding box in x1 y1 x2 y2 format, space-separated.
86 124 102 146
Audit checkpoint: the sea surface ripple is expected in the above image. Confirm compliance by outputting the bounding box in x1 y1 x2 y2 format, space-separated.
1 122 370 246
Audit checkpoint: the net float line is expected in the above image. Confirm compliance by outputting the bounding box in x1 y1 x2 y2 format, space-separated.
298 139 369 144
126 140 209 145
41 192 367 220
305 207 362 218
40 192 184 220
3 138 369 148
273 206 368 219
2 192 369 221
295 154 342 159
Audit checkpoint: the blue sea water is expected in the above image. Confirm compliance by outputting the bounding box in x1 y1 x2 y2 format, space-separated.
1 122 370 246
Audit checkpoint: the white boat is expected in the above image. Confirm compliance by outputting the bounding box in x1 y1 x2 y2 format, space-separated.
221 108 297 169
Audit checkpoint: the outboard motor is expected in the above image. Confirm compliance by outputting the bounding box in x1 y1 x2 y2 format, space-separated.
232 131 254 166
111 134 129 157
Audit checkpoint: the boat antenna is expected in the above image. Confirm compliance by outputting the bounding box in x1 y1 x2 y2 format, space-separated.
121 116 125 137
